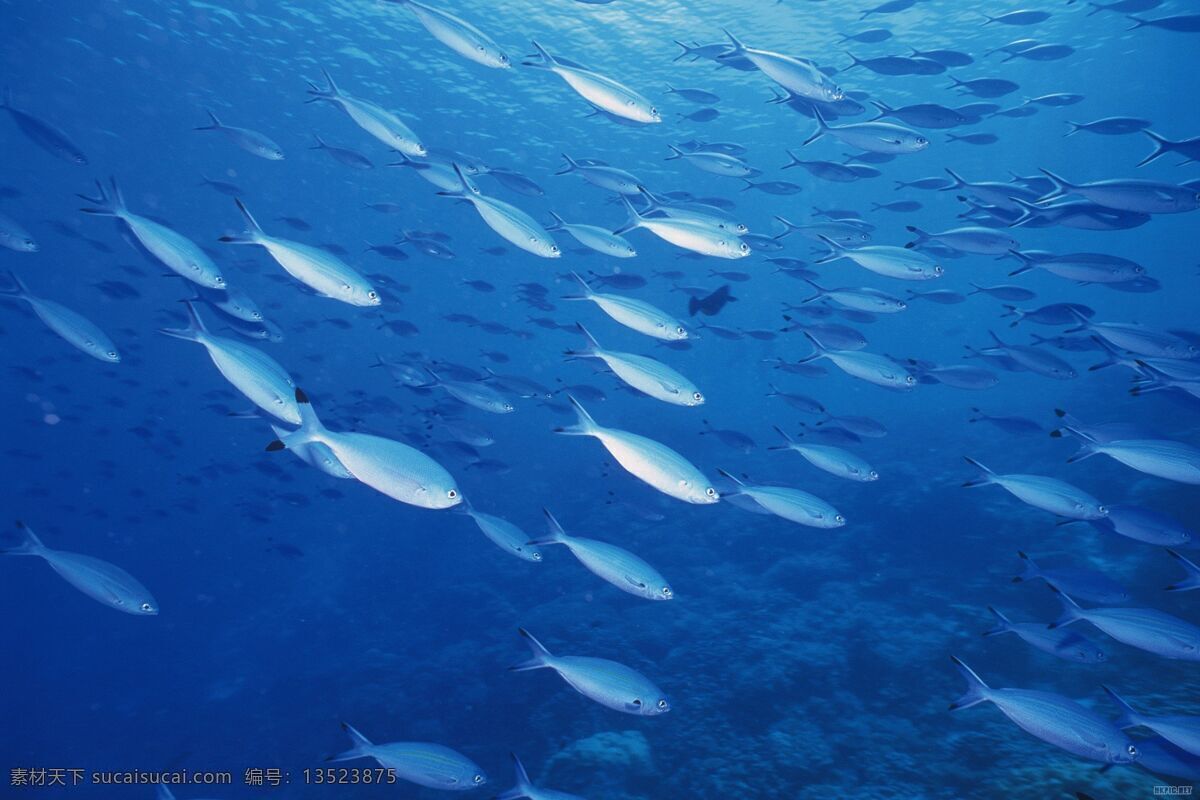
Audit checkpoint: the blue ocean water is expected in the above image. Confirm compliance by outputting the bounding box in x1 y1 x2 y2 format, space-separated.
1 0 1198 797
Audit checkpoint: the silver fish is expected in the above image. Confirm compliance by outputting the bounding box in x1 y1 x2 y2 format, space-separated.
441 166 560 258
458 498 541 562
800 332 916 390
963 457 1107 519
161 302 299 424
546 212 636 257
219 199 379 306
805 108 929 154
566 323 703 407
523 41 660 124
983 607 1107 663
718 469 845 527
949 657 1139 764
1 271 120 363
815 234 942 281
269 389 461 510
770 426 878 481
194 109 283 160
509 628 670 715
78 178 225 289
2 522 157 615
1051 588 1200 661
533 509 672 601
562 272 688 340
388 0 510 69
1065 428 1200 484
328 722 486 791
306 69 425 156
555 396 718 504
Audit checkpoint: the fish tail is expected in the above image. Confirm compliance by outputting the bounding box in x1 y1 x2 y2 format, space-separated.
1 269 29 299
509 627 554 671
2 520 45 556
1047 585 1083 629
1013 550 1041 583
565 322 601 358
553 395 598 437
1036 167 1070 199
768 425 795 450
1101 686 1143 729
218 198 264 245
544 211 565 232
157 300 208 342
941 168 966 191
671 40 694 62
982 606 1014 637
1165 549 1200 592
1135 129 1174 168
77 177 125 216
904 225 929 248
528 508 569 547
716 467 746 487
843 50 863 69
802 107 828 147
560 271 594 301
797 331 828 363
780 150 803 170
961 456 995 488
948 656 991 711
720 28 746 53
813 234 844 264
664 144 684 160
612 195 642 236
524 40 556 69
309 132 327 149
267 389 324 452
1125 15 1147 30
194 108 222 131
326 722 373 762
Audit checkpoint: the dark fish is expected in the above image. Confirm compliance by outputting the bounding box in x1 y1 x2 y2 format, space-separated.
198 174 243 196
276 216 312 231
1065 117 1152 136
947 133 999 145
0 90 87 164
689 285 738 317
948 76 1020 98
680 108 720 122
310 134 373 169
837 29 893 44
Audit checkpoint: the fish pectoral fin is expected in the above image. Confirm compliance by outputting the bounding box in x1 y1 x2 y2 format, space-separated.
625 699 644 711
623 574 648 589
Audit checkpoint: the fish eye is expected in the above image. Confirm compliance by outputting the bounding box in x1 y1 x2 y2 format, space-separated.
835 514 846 524
215 276 225 285
532 552 542 561
917 137 928 145
705 487 717 497
140 602 153 612
447 489 458 500
1098 505 1109 515
1127 744 1137 757
650 107 658 115
933 266 944 275
550 245 560 254
656 699 668 710
675 326 685 334
368 290 378 299
869 470 879 480
905 375 916 384
692 391 703 402
661 586 672 598
473 775 485 784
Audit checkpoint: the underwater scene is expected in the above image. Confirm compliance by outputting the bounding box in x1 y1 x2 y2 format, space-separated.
1 0 1199 798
